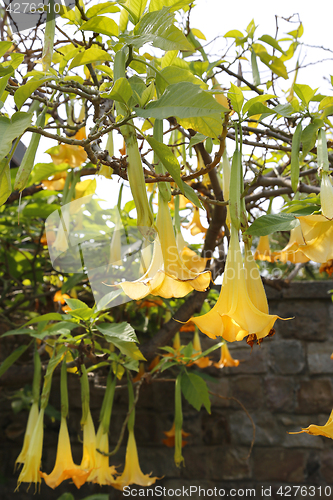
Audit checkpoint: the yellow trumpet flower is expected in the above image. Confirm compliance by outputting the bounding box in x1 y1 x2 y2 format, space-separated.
15 401 39 470
113 430 158 490
289 409 333 439
254 235 275 263
88 426 117 485
190 329 212 368
190 226 281 342
184 207 208 237
274 226 310 264
120 197 211 300
176 231 208 273
80 410 97 471
40 416 91 489
16 408 45 491
49 128 87 169
297 172 333 263
214 343 240 368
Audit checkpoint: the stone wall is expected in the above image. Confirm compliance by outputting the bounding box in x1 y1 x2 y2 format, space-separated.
1 281 333 499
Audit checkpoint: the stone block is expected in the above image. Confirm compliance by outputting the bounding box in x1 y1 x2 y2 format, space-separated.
296 379 333 414
253 447 307 482
307 342 333 374
264 376 295 411
201 410 231 445
229 410 284 446
207 378 231 408
320 448 333 483
268 339 305 375
229 375 264 410
215 344 268 375
274 300 331 341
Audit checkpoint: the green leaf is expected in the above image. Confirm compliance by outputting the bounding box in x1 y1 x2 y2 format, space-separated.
69 48 112 70
23 312 63 327
259 34 286 55
318 96 333 111
0 160 11 206
0 343 31 378
96 289 123 311
181 181 202 208
0 41 13 59
243 94 276 115
29 162 69 185
156 65 206 95
149 0 192 11
178 114 224 140
244 213 299 236
0 74 11 100
188 133 207 148
14 78 53 110
258 52 288 79
64 298 89 310
86 2 120 17
136 82 227 119
287 23 303 39
80 16 119 37
246 102 274 118
291 122 302 192
96 322 145 360
61 273 87 293
0 112 32 162
145 136 183 192
127 8 194 51
56 493 75 500
227 83 244 115
301 119 323 158
294 84 317 107
180 371 211 413
101 77 133 104
251 49 260 87
273 103 294 117
224 29 244 39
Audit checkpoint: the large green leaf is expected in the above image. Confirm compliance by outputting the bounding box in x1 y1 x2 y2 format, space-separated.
122 0 148 24
178 114 223 140
243 94 276 115
14 78 53 110
86 2 120 16
126 8 193 51
301 119 323 158
0 343 32 378
101 77 133 104
80 16 119 37
294 84 317 107
181 181 203 209
0 160 11 206
181 371 211 413
227 83 244 115
0 112 32 162
259 34 286 55
136 82 228 120
149 0 192 11
96 322 145 360
244 213 300 236
22 312 64 327
69 48 112 70
0 41 12 59
156 65 206 95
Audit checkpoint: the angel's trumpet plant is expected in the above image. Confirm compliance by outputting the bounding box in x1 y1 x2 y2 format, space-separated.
41 0 55 71
289 409 333 439
88 371 117 485
80 366 97 471
189 145 284 342
254 235 275 263
274 226 310 264
190 226 281 341
16 347 66 491
40 361 91 489
15 349 41 471
297 129 333 263
120 193 211 300
113 377 158 489
114 49 155 241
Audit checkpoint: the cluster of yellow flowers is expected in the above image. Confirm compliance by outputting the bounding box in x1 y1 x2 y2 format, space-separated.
16 358 158 492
